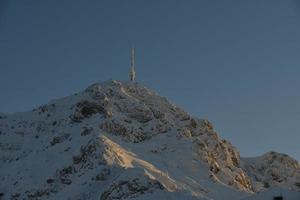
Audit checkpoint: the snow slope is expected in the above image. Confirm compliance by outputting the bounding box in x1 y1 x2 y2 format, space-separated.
0 80 299 200
240 187 300 200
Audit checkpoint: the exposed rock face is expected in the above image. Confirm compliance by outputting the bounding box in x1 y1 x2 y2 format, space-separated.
190 118 253 191
100 177 164 200
0 80 299 200
70 100 106 122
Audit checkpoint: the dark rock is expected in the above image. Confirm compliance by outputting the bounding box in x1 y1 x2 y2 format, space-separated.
80 102 104 117
264 182 270 188
50 134 70 146
100 178 164 200
70 101 106 122
100 120 147 143
73 155 84 164
150 107 165 119
26 189 50 199
39 105 48 113
190 118 197 129
46 178 54 184
60 178 72 185
81 127 93 136
60 166 75 176
11 192 20 199
95 168 110 181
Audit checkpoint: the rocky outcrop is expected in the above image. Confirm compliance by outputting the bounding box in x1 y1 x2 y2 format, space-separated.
242 151 300 192
70 100 107 122
100 177 164 200
190 118 253 192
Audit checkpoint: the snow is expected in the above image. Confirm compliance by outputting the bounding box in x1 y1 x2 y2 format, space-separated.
0 80 299 200
241 187 300 200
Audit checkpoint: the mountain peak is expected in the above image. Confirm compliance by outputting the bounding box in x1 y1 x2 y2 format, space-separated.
0 80 299 200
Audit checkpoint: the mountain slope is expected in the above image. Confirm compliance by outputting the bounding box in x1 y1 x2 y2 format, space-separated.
0 80 299 200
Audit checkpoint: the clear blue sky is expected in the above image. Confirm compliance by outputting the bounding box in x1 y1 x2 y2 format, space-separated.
1 0 300 160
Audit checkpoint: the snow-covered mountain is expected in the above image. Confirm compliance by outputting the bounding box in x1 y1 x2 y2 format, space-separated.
0 80 299 200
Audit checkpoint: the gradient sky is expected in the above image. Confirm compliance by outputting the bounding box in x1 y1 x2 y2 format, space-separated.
1 0 300 160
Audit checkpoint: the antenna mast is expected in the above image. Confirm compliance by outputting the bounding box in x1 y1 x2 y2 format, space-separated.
129 47 136 81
